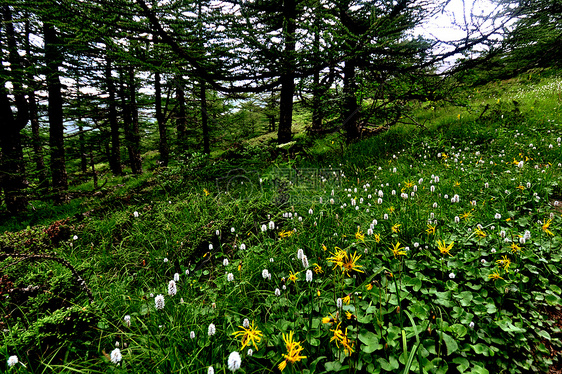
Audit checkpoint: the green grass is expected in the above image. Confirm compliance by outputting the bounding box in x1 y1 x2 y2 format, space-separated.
2 74 562 373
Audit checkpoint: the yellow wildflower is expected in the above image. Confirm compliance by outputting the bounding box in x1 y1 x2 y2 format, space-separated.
279 230 294 238
279 331 307 371
391 223 401 233
437 240 454 256
232 320 263 351
374 233 381 243
454 181 461 187
488 271 504 281
516 185 525 191
426 224 436 235
330 323 355 356
342 294 351 304
474 228 486 238
327 248 347 270
322 313 337 325
366 283 373 291
461 211 472 220
203 188 210 196
542 219 554 236
312 263 323 274
388 206 395 213
288 271 298 283
355 229 365 242
390 242 407 258
496 255 511 272
511 243 521 253
342 251 364 275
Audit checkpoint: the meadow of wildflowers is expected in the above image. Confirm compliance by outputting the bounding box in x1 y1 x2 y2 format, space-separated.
2 76 562 373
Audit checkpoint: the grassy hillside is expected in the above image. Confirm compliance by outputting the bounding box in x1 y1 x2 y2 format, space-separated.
2 74 562 373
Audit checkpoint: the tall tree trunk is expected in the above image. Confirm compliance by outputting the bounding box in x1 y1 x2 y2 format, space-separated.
311 5 323 131
200 80 210 154
342 57 360 141
0 5 29 214
123 67 142 174
106 52 122 175
43 21 68 203
25 18 48 191
79 125 88 173
277 0 296 144
155 70 169 166
28 89 49 191
175 75 188 150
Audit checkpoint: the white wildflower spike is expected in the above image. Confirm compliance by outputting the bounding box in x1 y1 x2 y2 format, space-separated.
110 348 122 364
168 280 177 296
155 294 165 310
228 351 242 372
208 323 216 336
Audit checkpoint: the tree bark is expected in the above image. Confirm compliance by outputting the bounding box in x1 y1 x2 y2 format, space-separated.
124 67 142 174
43 21 68 203
155 70 169 166
200 80 210 154
175 75 188 150
106 52 122 175
277 0 296 144
25 18 48 191
342 57 360 141
0 5 29 214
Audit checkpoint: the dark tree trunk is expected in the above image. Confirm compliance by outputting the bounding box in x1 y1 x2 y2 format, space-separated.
0 5 29 214
277 0 296 144
200 80 210 154
311 7 323 131
43 21 68 203
28 90 49 191
175 75 188 150
123 67 142 174
79 125 88 173
312 69 323 131
106 52 122 175
25 18 48 191
155 70 169 166
342 57 360 141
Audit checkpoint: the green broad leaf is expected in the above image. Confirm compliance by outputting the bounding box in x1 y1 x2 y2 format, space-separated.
465 282 482 291
551 285 562 294
452 357 470 373
485 302 497 314
455 291 474 306
496 318 526 333
377 356 399 371
538 330 551 340
451 323 468 338
324 361 342 372
359 330 383 353
517 217 530 227
309 337 320 346
434 291 455 307
546 294 560 305
470 343 490 356
441 332 459 355
410 277 422 291
431 358 449 374
358 314 373 324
